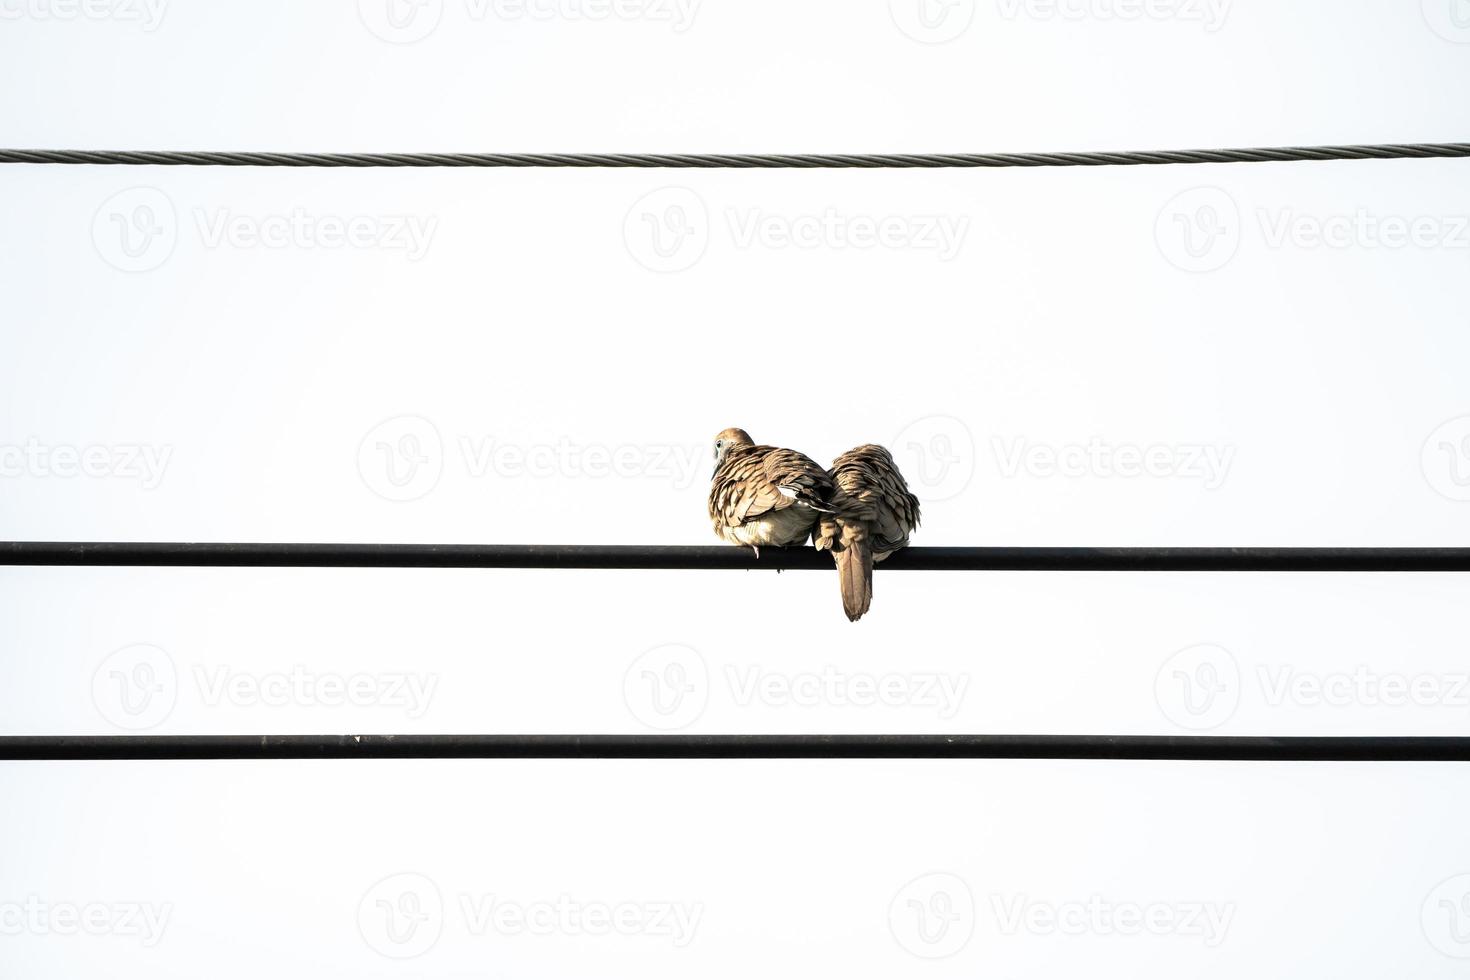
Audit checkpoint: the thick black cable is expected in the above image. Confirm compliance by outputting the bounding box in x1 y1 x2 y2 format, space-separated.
1 734 1467 761
3 542 1470 571
1 143 1468 169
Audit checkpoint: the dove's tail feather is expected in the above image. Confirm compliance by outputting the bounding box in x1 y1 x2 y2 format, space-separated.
834 536 873 622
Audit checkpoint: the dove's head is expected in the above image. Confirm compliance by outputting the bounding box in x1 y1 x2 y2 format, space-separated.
711 427 754 473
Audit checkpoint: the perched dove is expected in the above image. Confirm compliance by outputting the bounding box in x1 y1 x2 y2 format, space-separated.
813 444 922 621
707 428 836 558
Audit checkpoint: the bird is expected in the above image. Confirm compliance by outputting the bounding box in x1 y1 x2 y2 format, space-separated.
707 428 836 558
813 444 922 621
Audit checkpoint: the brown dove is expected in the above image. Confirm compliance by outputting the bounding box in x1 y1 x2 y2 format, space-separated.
813 444 922 621
708 428 836 558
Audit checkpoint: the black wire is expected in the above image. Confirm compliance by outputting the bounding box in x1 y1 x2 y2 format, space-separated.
3 542 1470 571
2 734 1467 761
2 143 1468 169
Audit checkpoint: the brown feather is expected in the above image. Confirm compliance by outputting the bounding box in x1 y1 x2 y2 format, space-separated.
815 444 922 619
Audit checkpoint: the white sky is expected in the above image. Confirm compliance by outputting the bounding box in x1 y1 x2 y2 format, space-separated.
2 1 1470 976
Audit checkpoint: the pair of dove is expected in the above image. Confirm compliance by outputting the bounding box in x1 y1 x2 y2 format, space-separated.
707 427 921 622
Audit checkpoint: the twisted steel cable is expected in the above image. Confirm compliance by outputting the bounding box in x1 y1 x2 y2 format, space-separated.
1 143 1468 169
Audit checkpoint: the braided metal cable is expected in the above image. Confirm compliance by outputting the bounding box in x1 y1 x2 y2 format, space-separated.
1 143 1468 168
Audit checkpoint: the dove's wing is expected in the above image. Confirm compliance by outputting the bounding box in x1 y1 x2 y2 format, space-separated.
828 444 921 556
709 445 835 530
813 443 923 621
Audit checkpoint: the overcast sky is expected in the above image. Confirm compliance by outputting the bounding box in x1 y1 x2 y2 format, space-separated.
2 1 1470 976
